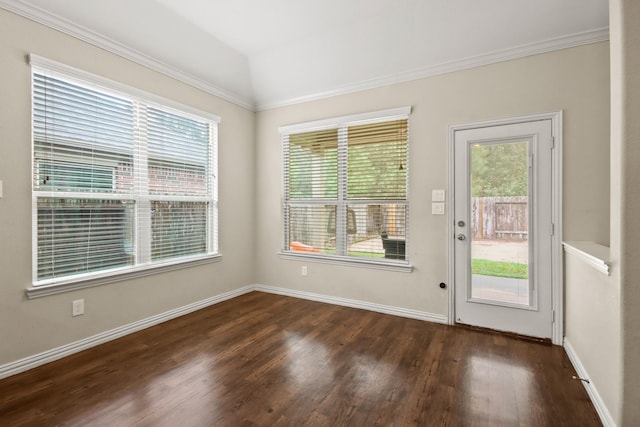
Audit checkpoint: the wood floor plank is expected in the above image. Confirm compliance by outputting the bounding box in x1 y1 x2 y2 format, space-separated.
0 292 600 426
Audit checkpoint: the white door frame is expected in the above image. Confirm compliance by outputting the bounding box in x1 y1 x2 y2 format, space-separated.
447 111 563 345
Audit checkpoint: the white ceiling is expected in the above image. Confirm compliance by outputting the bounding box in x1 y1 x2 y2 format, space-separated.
2 0 609 110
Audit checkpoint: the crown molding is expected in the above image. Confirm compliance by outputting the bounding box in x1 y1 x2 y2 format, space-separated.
256 27 610 111
0 0 256 111
1 0 609 113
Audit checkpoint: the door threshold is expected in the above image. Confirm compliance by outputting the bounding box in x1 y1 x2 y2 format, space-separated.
454 323 552 345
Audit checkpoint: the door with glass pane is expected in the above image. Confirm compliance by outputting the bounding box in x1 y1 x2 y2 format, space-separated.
453 120 553 339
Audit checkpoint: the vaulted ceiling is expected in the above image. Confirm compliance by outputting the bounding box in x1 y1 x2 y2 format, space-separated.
1 0 609 110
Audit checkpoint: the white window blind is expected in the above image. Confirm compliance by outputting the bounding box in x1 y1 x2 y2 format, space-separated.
32 58 218 286
282 108 410 263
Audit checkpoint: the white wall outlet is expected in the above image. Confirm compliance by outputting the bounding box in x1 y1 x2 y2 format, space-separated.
72 299 84 317
301 265 308 276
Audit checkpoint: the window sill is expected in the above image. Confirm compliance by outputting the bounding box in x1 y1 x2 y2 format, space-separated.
26 254 222 299
278 252 413 273
562 241 610 275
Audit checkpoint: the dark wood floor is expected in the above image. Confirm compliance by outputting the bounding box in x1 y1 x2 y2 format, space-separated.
0 292 600 426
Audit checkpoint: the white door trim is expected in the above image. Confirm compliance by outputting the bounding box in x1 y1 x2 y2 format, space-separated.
447 111 563 345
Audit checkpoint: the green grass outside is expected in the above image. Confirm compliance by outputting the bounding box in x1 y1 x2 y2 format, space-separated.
472 259 528 279
348 251 386 259
321 249 386 259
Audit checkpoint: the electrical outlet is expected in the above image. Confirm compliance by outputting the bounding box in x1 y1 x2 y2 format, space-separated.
72 299 84 317
301 265 308 276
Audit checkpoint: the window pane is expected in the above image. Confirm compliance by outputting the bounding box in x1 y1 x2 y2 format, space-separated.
38 161 115 192
33 73 135 194
151 201 208 261
33 74 134 151
37 198 134 280
148 160 207 196
147 107 210 196
288 129 338 199
346 204 406 260
470 141 530 305
347 119 407 200
288 205 336 254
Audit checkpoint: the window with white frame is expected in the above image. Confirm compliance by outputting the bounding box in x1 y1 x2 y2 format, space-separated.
31 56 219 287
281 107 410 265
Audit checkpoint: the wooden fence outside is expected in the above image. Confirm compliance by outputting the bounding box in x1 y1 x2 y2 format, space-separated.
472 196 528 240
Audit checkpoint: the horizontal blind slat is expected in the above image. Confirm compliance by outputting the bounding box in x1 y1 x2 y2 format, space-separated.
347 120 407 200
288 128 338 200
150 201 207 261
37 198 134 280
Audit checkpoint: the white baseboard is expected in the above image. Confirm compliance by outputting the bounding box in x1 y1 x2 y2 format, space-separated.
563 338 617 427
0 284 446 380
253 284 448 324
0 286 254 380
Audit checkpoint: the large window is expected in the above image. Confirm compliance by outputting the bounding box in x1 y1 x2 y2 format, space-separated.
31 56 219 287
281 107 410 266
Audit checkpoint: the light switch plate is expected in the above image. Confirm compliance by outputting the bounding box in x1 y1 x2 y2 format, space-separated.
432 202 445 215
432 189 445 202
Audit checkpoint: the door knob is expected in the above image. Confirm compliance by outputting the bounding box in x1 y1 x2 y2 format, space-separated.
457 234 466 241
457 220 465 227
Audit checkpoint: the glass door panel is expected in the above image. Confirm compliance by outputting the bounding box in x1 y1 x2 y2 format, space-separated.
469 141 531 306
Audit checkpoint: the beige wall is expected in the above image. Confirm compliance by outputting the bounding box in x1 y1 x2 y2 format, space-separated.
611 0 640 425
563 6 640 423
564 253 621 423
256 42 610 316
0 10 256 365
